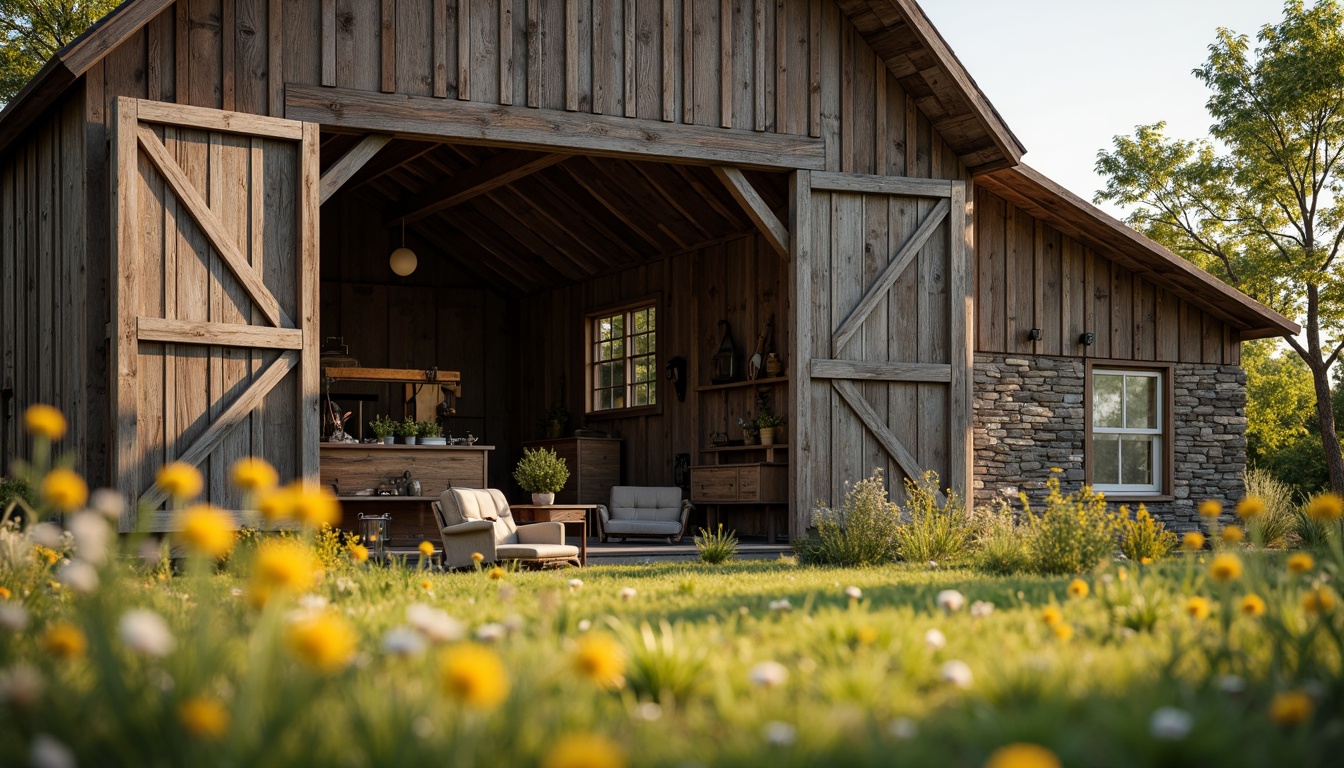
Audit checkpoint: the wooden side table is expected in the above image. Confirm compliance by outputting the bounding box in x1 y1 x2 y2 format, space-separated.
511 504 596 566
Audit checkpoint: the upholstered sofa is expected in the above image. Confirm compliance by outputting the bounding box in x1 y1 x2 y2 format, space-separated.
597 486 693 543
434 488 581 568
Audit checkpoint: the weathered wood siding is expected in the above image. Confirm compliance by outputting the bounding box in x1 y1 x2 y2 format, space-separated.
0 92 87 477
517 231 787 534
974 188 1241 365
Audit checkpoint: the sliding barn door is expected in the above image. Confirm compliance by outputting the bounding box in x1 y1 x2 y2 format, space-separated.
791 172 972 533
109 97 320 531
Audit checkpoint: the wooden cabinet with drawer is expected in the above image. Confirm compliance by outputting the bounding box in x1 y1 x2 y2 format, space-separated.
691 464 787 504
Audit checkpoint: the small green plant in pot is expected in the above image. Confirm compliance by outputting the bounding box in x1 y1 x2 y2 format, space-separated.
396 417 419 445
514 447 570 505
418 420 445 444
755 411 786 446
369 415 396 444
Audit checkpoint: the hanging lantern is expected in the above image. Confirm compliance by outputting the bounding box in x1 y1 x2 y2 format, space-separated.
358 513 392 559
711 320 739 384
389 218 417 276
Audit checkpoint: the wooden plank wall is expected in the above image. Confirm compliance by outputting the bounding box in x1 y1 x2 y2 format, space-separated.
517 232 788 499
317 188 518 490
0 92 86 479
974 188 1241 366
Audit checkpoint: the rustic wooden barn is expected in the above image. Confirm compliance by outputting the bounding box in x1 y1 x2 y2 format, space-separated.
0 0 1298 538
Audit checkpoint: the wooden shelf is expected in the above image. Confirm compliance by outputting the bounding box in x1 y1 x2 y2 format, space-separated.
336 495 438 502
700 443 789 452
320 442 493 451
693 375 788 392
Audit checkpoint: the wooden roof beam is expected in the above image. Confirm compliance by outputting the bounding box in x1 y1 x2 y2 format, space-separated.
385 150 568 225
713 166 789 258
320 134 392 204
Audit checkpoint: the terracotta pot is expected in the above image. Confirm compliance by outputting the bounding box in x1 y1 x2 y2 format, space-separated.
531 492 555 506
759 427 776 446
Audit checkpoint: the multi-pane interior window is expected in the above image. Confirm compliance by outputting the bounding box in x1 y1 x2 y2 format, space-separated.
591 305 657 411
1091 370 1162 493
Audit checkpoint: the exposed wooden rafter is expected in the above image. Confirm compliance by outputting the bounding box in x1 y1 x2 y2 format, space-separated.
385 150 567 225
713 166 790 258
320 134 392 204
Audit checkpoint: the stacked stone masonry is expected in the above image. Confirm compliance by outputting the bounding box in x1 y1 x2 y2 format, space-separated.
972 353 1246 531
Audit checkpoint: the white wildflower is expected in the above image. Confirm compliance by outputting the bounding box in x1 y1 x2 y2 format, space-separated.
577 619 592 632
618 587 637 601
0 603 29 632
924 628 946 651
476 623 506 643
888 717 918 740
0 664 44 707
28 522 63 549
568 578 584 592
749 660 789 688
970 600 995 619
89 488 126 522
634 701 663 721
297 594 329 611
56 561 99 594
406 604 464 643
118 609 175 658
68 512 110 565
30 734 75 768
927 560 938 569
138 538 164 568
230 588 244 597
382 626 427 657
935 589 965 612
503 614 525 633
768 598 792 613
762 721 796 746
1149 707 1193 741
844 586 862 600
939 660 973 689
1217 675 1246 695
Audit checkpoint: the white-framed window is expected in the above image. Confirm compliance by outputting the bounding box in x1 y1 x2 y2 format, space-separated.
589 303 657 413
1090 369 1162 494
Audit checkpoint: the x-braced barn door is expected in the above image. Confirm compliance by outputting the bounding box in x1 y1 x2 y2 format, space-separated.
791 172 972 533
110 98 320 531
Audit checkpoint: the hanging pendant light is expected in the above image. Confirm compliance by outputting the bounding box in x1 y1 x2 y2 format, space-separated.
389 218 418 276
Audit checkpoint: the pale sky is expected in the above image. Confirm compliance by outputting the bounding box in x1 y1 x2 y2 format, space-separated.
922 0 1289 213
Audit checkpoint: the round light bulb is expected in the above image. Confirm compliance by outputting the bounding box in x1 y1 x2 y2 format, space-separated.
389 247 417 276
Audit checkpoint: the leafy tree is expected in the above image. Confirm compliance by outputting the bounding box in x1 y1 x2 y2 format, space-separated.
0 0 118 105
1244 339 1317 462
1096 0 1344 492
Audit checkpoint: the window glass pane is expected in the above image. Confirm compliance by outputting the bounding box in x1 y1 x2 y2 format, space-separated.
599 390 612 410
633 383 650 406
647 307 655 329
1125 376 1157 429
647 332 656 352
1093 434 1120 485
634 334 649 355
612 339 624 359
1120 436 1154 486
632 310 648 333
1093 375 1123 428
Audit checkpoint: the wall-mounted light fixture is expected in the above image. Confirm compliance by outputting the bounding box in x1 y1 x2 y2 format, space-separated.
1079 332 1095 346
1028 328 1042 341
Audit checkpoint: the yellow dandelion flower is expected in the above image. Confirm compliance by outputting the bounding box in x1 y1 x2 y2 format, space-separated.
256 485 298 523
286 612 357 673
291 484 340 529
983 743 1062 768
24 403 67 440
489 567 505 580
1139 557 1153 565
419 540 435 557
1184 597 1211 620
33 545 60 565
1209 554 1242 583
1287 553 1315 575
421 579 432 590
471 552 485 564
156 462 204 502
1301 588 1337 615
856 626 879 645
230 457 278 493
1198 499 1223 518
1039 605 1063 626
1221 526 1245 544
178 696 230 739
1269 690 1313 726
0 586 10 600
1239 594 1266 617
1306 493 1344 522
1235 496 1266 520
40 468 88 512
543 733 628 768
573 634 627 690
1067 579 1089 599
42 621 87 659
349 544 369 563
174 504 236 560
440 643 509 709
1182 531 1206 551
252 539 316 594
1051 623 1074 642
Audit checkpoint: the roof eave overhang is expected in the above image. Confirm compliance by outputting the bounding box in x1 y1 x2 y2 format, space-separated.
978 164 1301 342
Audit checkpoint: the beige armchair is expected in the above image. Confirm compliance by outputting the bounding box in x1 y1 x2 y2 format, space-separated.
434 488 581 569
597 486 693 543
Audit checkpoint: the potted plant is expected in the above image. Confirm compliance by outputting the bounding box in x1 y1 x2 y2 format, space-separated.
513 447 570 505
737 416 759 446
755 411 786 446
419 420 446 445
397 417 419 445
369 415 396 445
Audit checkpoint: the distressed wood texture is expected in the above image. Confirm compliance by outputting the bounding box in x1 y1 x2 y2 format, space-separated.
801 179 972 518
108 97 319 530
973 187 1242 365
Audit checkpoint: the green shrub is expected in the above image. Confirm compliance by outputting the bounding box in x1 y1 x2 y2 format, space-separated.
973 502 1032 575
0 477 36 520
694 524 738 564
795 469 900 566
512 447 570 494
1118 504 1177 563
1293 494 1337 548
895 471 973 563
1243 467 1296 548
1022 476 1121 575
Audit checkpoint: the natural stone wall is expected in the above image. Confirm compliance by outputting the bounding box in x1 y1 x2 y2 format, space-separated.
972 353 1246 531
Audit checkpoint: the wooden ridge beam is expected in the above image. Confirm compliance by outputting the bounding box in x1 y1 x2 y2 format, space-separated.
320 134 392 204
286 85 827 170
386 150 567 225
713 166 790 258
